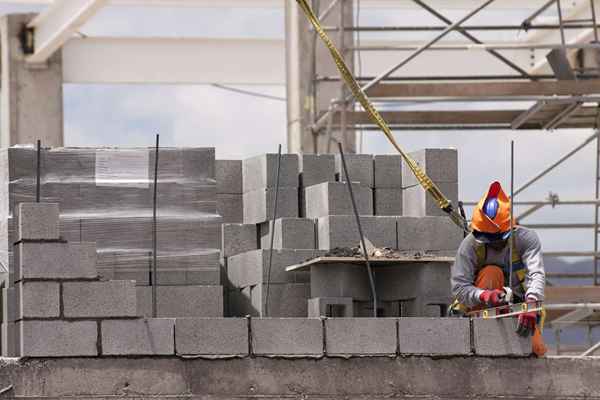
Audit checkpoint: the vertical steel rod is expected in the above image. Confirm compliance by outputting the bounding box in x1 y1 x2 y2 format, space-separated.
594 131 600 286
509 140 515 297
152 134 160 318
36 140 41 203
591 0 599 42
338 142 377 317
265 145 283 317
557 0 567 47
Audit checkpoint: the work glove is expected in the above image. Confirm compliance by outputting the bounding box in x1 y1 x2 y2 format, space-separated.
479 289 505 307
516 297 538 337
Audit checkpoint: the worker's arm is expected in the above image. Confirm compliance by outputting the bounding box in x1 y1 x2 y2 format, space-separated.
518 228 545 301
451 235 483 307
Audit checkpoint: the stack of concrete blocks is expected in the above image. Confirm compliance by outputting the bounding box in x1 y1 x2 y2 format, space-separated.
0 147 224 324
216 160 243 223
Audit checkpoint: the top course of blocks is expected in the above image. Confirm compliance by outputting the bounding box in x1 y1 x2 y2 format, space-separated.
242 154 299 192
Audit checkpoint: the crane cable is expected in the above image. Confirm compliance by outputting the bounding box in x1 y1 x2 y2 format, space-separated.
296 0 469 232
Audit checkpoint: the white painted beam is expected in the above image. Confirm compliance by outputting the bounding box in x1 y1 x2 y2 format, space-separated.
27 0 108 64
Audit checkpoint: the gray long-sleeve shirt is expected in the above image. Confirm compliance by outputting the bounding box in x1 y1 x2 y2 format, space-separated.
451 226 545 308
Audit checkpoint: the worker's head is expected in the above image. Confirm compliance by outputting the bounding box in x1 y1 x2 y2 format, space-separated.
471 181 513 248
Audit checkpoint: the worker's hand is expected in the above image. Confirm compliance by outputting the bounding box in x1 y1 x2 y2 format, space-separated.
516 297 538 337
479 289 505 307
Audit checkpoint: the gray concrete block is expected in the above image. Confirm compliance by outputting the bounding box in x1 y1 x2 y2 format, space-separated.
3 287 16 323
2 322 17 357
251 283 310 317
217 194 243 223
308 297 353 317
16 242 97 281
216 160 242 194
228 287 253 317
299 154 335 187
373 155 402 188
18 320 98 357
17 202 60 241
243 187 298 224
102 318 175 355
402 182 458 217
397 216 462 252
251 318 323 356
305 182 373 219
325 318 397 355
335 154 374 187
137 285 223 318
402 149 458 187
63 281 137 318
317 215 396 250
375 188 402 216
260 218 315 249
227 249 322 288
222 224 257 257
310 263 372 301
17 281 59 319
175 318 248 356
243 153 299 192
473 318 532 356
398 318 470 355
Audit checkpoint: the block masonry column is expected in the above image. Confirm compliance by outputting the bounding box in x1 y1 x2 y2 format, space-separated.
0 14 63 148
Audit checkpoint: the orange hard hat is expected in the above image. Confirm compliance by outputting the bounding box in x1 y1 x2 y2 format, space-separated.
471 181 513 243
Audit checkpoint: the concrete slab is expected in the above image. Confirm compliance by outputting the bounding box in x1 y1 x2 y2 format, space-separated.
17 281 59 319
398 318 470 355
373 155 402 188
299 154 335 187
63 281 137 318
222 223 257 257
325 318 397 355
308 297 353 317
175 317 248 356
374 188 402 216
243 153 299 192
216 160 243 194
17 202 60 241
335 154 374 188
243 187 298 224
18 320 98 357
472 318 532 356
260 218 315 249
317 215 396 250
251 318 323 356
102 318 175 356
304 182 372 219
137 285 223 318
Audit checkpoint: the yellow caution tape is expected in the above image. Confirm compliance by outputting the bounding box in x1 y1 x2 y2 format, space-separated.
296 0 469 232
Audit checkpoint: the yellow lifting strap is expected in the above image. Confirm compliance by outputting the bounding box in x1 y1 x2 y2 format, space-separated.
296 0 469 232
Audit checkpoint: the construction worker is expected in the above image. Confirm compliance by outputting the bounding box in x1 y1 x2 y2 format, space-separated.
449 181 547 356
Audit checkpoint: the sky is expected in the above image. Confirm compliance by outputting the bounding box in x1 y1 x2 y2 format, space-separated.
1 2 598 280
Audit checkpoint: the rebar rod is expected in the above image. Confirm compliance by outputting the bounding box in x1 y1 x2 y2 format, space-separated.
509 140 515 297
264 145 282 317
152 134 160 318
36 140 41 203
338 142 377 317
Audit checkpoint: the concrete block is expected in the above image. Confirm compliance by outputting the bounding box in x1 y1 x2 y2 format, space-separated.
251 283 310 317
216 160 242 194
228 287 253 317
16 242 97 281
217 194 243 223
260 218 315 249
222 224 257 257
310 263 372 301
251 318 323 356
375 188 402 216
398 318 470 355
17 281 59 319
373 155 402 188
63 281 137 318
317 215 396 250
402 149 458 187
102 318 175 356
227 249 321 288
243 153 299 192
17 202 59 241
325 318 397 355
308 297 353 317
3 287 16 322
175 318 248 356
243 187 298 224
299 154 335 187
335 154 374 187
397 216 462 252
2 322 17 357
473 318 532 356
137 285 223 318
305 182 373 219
402 182 458 217
18 320 98 357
